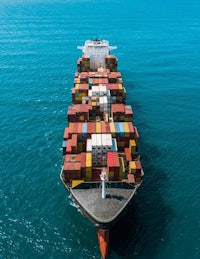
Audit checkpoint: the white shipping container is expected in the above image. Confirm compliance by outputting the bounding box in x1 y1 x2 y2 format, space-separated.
96 134 102 146
99 86 103 96
101 134 106 146
102 85 107 94
88 90 92 97
91 134 97 147
106 134 112 146
86 139 92 152
103 96 108 105
99 96 104 106
106 90 111 96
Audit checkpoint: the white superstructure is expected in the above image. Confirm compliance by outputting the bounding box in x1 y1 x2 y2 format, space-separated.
77 39 117 69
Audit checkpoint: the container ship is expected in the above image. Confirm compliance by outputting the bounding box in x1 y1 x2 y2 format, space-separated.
60 39 144 258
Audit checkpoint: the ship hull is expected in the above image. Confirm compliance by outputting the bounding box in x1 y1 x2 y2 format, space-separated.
60 167 141 229
60 39 144 258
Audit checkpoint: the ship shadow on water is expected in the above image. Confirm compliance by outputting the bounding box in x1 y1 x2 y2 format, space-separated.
109 141 173 259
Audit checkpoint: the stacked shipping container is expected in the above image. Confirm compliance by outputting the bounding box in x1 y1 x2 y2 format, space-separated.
62 51 143 185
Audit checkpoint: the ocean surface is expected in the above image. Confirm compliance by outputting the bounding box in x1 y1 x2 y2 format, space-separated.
0 0 200 258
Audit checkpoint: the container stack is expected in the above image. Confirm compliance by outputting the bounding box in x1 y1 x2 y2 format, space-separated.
106 84 126 103
111 103 125 121
107 152 120 180
105 55 118 72
77 54 90 72
67 104 91 122
87 134 112 167
129 139 137 157
62 45 143 186
111 104 133 122
62 154 81 181
108 72 121 83
124 105 133 121
128 160 144 184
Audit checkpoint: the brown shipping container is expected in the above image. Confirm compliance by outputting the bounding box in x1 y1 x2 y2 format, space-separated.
63 162 81 181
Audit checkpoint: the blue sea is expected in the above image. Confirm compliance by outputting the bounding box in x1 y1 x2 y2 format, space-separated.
1 0 200 258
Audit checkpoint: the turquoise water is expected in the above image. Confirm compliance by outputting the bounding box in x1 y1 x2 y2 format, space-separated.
1 0 200 258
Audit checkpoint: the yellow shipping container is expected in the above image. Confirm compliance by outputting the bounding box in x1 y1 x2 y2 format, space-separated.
118 84 123 89
119 172 125 181
118 142 125 147
120 115 124 121
79 115 84 121
96 122 101 133
85 167 92 173
75 84 80 90
118 78 123 84
109 171 114 178
119 157 125 173
129 139 137 154
72 180 84 188
123 122 130 137
74 78 80 84
78 92 86 97
77 142 83 153
110 122 115 137
124 117 132 122
91 96 97 101
75 96 82 101
129 161 136 174
86 170 92 177
86 152 92 167
119 157 125 180
85 176 92 181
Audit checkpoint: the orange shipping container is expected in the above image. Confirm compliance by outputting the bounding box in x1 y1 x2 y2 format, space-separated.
124 148 132 162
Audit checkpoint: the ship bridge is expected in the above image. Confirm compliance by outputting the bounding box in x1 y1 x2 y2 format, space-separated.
77 39 117 70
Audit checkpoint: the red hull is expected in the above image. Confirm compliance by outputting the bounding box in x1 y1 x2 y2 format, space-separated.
97 229 109 259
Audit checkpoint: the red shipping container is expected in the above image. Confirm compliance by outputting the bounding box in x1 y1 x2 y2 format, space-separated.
66 139 72 154
64 128 69 140
63 162 81 181
68 123 74 136
88 122 96 136
78 84 89 93
127 122 135 138
92 78 99 85
77 123 83 137
71 134 78 153
101 122 107 134
107 152 120 167
92 168 102 181
105 122 111 133
127 174 135 184
112 103 125 113
64 154 81 163
134 126 139 140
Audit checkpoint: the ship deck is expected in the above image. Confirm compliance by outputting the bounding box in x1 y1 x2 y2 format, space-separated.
70 182 137 226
